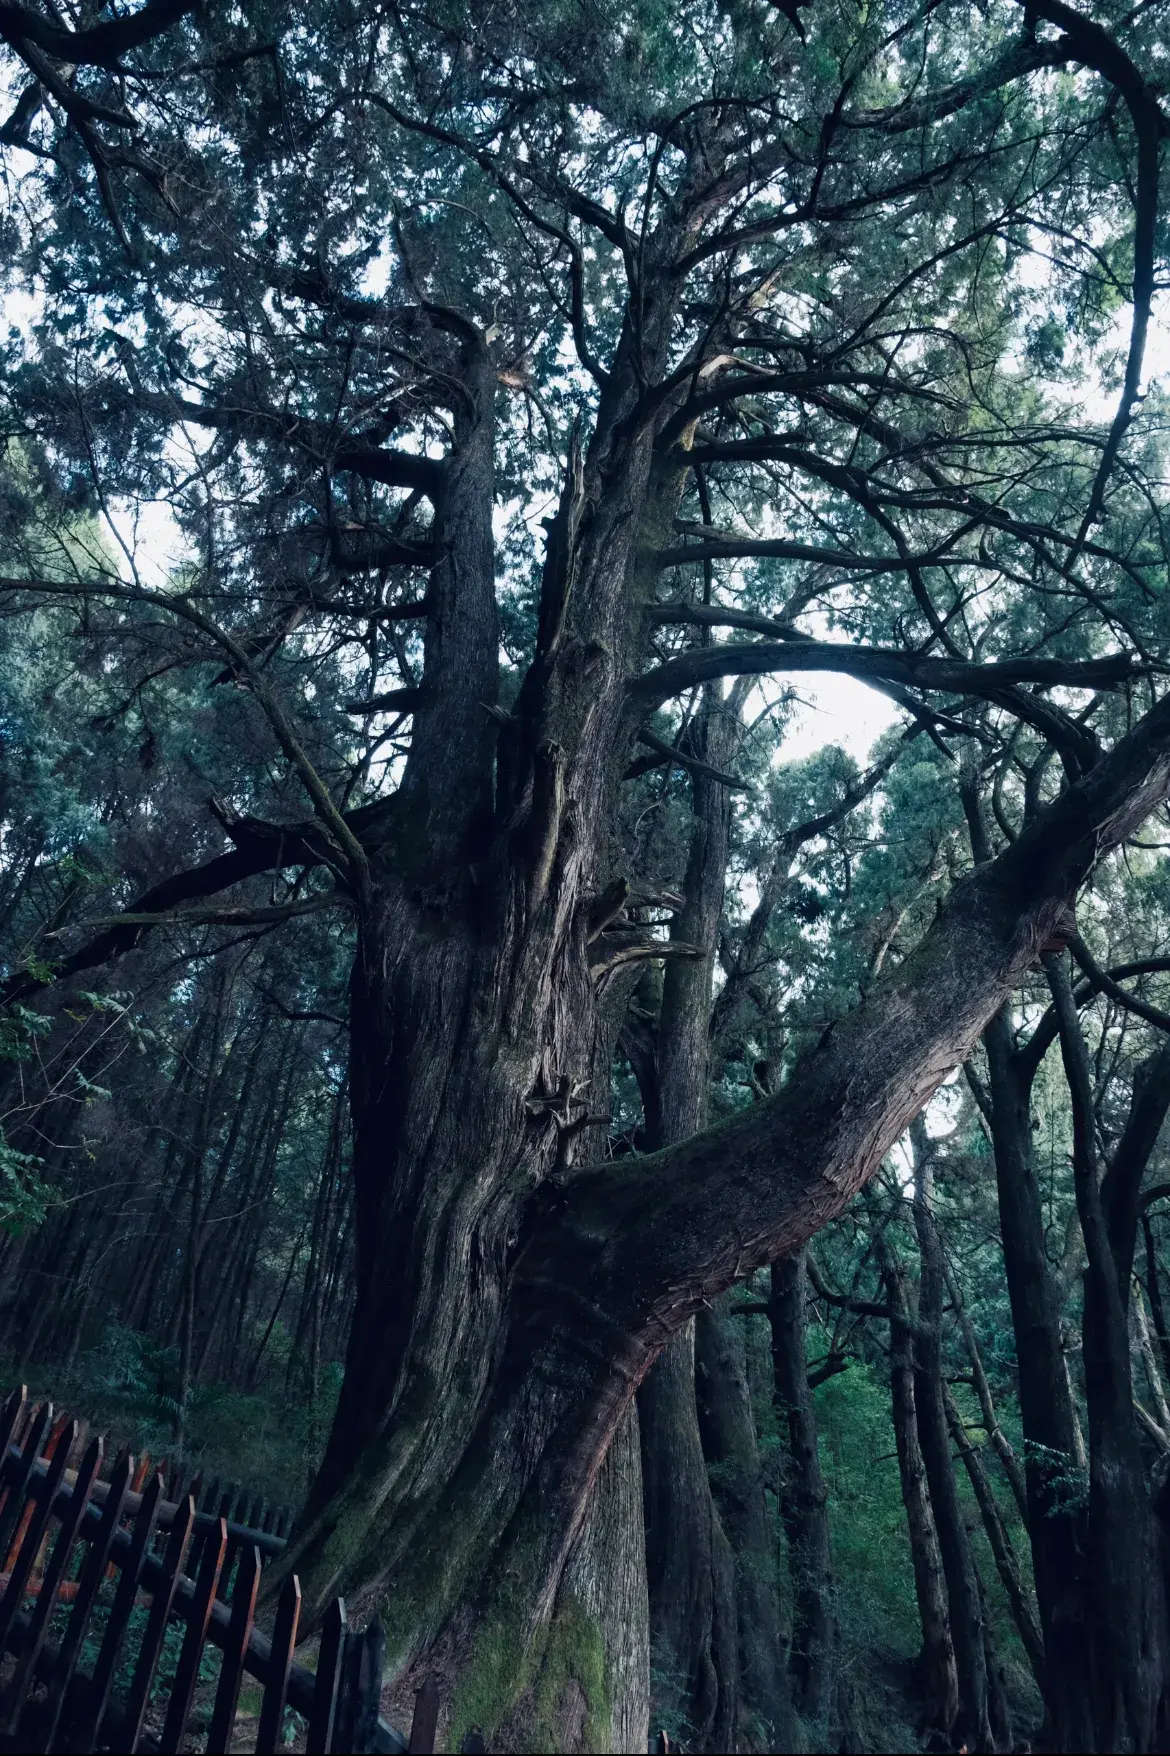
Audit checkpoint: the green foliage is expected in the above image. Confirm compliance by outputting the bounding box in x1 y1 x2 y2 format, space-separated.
814 1356 921 1667
0 1004 53 1234
0 1138 52 1235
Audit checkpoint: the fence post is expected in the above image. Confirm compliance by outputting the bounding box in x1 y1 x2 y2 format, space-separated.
408 1674 440 1753
336 1614 384 1753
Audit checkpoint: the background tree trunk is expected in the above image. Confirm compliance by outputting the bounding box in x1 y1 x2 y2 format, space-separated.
911 1122 993 1752
638 686 747 1751
769 1247 834 1729
876 1236 959 1739
982 1008 1095 1749
695 1302 798 1752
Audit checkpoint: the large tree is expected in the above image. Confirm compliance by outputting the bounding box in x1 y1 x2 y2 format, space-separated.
3 0 1170 1746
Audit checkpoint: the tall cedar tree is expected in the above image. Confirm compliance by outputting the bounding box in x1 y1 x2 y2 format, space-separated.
2 0 1170 1747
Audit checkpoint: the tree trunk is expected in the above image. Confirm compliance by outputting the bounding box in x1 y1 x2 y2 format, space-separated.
1047 964 1170 1752
911 1125 992 1752
877 1241 958 1740
1142 1213 1170 1393
768 1248 834 1730
982 1008 1094 1749
265 299 1170 1755
638 684 748 1752
695 1301 798 1753
640 1324 737 1752
943 1385 1045 1692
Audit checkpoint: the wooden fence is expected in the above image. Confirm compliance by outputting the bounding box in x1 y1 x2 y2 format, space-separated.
0 1384 483 1753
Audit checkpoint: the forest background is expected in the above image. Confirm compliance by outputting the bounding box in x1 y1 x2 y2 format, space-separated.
2 0 1170 1751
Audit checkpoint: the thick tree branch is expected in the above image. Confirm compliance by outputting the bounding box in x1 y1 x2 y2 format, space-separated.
631 636 1140 710
1068 935 1170 1035
0 0 196 68
655 528 978 574
1017 954 1170 1085
843 33 1071 134
45 894 347 935
512 684 1170 1559
0 574 372 889
345 687 423 716
130 391 447 500
1 795 404 1007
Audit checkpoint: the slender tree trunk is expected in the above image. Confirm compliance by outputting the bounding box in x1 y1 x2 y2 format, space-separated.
695 1302 798 1753
768 1248 834 1729
942 1253 1029 1524
977 1568 1014 1754
876 1240 958 1739
1047 964 1170 1752
640 1324 737 1750
1142 1213 1170 1392
943 1385 1045 1691
174 982 229 1448
638 692 743 1752
911 1125 992 1752
982 1010 1094 1749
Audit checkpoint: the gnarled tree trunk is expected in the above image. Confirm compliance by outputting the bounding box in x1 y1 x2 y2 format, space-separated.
247 200 1170 1750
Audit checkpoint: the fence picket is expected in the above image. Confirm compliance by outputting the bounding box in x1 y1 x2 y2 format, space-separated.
0 1402 51 1565
1 1432 103 1735
408 1674 440 1754
0 1416 76 1655
158 1514 227 1753
0 1385 28 1527
39 1449 135 1754
255 1572 301 1754
124 1492 196 1752
206 1541 261 1754
75 1470 165 1751
307 1596 346 1754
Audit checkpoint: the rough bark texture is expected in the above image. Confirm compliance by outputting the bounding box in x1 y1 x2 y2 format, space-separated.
538 1402 650 1756
640 1324 737 1752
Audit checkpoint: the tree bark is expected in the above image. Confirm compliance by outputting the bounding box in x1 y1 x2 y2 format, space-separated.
1046 962 1170 1752
695 1302 798 1753
640 1324 736 1752
911 1123 992 1752
768 1248 834 1729
876 1237 959 1740
982 1007 1095 1749
638 684 749 1752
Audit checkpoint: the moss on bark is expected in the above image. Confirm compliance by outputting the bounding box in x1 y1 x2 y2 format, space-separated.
447 1590 612 1753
